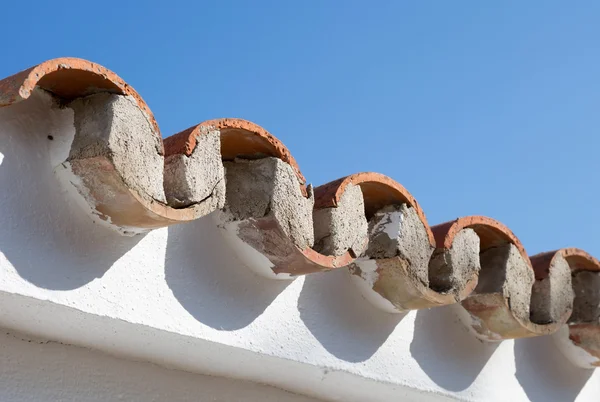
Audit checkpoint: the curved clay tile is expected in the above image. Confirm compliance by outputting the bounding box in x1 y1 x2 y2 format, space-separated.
0 58 219 233
0 57 160 138
437 217 573 341
431 216 526 260
313 174 458 312
164 119 306 192
314 172 433 243
217 172 435 279
548 249 600 368
429 216 528 304
214 168 355 278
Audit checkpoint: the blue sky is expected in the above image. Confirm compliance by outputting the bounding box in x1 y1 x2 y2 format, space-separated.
2 1 599 256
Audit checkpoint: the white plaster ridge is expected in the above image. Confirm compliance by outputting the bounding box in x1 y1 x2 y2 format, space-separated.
0 291 449 402
0 330 318 402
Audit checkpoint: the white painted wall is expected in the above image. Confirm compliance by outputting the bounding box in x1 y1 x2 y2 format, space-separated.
0 331 318 402
0 92 599 402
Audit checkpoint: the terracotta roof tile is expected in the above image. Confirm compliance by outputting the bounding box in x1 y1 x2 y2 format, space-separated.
1 57 599 368
0 57 161 143
164 118 306 192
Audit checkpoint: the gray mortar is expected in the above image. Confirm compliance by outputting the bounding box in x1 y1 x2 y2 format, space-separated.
428 228 480 296
570 270 600 324
163 128 225 209
223 157 314 249
530 253 573 324
313 183 368 257
475 244 534 323
365 204 434 287
68 93 166 203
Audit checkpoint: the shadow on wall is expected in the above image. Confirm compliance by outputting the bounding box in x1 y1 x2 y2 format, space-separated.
0 98 142 290
297 269 405 363
164 216 291 331
409 305 499 392
514 335 593 402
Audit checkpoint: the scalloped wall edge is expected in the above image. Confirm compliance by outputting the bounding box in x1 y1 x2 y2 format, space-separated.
1 57 599 368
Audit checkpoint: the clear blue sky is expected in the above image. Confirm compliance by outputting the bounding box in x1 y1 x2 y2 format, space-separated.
2 1 599 257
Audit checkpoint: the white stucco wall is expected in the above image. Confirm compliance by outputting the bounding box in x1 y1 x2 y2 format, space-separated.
0 331 319 402
0 92 599 402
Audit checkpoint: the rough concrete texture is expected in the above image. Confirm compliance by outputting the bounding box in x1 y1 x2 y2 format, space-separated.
313 183 368 257
475 244 535 323
570 270 600 324
163 128 225 209
530 253 573 324
365 204 433 287
68 93 166 203
428 228 480 296
223 157 314 249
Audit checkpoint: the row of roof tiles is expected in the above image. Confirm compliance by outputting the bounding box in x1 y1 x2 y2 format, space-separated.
0 57 598 369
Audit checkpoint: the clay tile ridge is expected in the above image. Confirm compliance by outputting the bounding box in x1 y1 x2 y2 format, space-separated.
2 58 600 354
0 57 162 149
